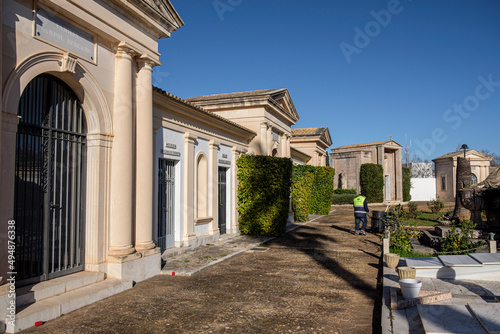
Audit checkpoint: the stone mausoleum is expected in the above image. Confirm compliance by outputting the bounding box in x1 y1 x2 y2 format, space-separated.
433 149 493 202
330 138 403 203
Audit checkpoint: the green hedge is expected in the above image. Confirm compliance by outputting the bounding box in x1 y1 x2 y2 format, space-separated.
291 165 315 222
310 166 335 215
237 155 292 236
334 188 356 195
360 163 384 203
332 194 357 205
403 166 412 202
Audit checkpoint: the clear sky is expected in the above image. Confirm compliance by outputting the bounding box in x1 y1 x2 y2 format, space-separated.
155 0 500 162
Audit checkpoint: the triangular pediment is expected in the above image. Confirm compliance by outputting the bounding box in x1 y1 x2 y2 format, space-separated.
268 89 299 122
125 0 184 36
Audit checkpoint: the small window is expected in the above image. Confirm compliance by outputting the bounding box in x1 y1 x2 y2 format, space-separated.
441 176 446 191
471 174 477 185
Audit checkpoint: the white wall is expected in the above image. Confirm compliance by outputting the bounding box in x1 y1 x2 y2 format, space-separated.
410 178 436 201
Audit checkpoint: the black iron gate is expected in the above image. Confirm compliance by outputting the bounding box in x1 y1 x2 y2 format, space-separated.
158 159 175 251
14 74 86 285
218 167 227 234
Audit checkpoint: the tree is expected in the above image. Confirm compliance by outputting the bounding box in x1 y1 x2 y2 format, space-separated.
481 149 500 166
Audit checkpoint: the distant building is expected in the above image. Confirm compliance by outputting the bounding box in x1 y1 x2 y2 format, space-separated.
186 89 299 158
290 127 332 166
330 138 403 203
433 150 493 201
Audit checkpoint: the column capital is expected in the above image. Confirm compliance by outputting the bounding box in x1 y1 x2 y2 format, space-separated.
116 42 139 58
184 132 198 142
209 140 220 148
136 53 161 71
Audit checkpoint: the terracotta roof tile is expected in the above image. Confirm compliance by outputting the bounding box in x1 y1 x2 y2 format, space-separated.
291 127 327 136
334 140 392 150
153 86 256 135
185 88 287 102
433 149 492 161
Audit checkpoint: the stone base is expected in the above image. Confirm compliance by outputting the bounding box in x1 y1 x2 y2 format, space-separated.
390 287 452 310
107 251 161 283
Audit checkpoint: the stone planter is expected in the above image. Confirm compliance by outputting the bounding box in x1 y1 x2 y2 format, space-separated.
384 253 400 269
438 220 452 226
399 278 422 300
397 266 416 279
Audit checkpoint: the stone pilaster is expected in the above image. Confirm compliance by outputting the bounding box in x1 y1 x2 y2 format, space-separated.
134 54 160 252
209 140 220 235
85 133 112 270
183 133 197 243
108 43 137 258
231 147 242 233
395 149 403 201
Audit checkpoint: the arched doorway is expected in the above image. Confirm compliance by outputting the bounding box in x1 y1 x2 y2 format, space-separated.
14 74 86 285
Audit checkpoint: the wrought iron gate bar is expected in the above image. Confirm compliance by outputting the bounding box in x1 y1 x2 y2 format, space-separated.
15 74 86 284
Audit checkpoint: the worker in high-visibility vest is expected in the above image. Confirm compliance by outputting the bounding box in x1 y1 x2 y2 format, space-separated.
353 192 370 235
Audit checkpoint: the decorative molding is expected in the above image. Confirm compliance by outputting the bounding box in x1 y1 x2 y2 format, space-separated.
195 217 213 225
61 53 78 73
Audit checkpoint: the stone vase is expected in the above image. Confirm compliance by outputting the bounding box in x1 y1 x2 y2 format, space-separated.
397 266 416 279
384 253 400 269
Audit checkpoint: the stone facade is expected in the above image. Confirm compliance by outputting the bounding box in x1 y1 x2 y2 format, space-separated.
433 150 493 202
1 0 187 288
152 88 254 252
330 139 403 203
186 89 299 158
290 127 332 166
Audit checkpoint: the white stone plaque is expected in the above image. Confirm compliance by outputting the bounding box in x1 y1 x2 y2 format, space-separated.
35 7 95 61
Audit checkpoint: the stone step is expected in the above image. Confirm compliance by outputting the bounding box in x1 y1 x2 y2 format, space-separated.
16 272 105 308
6 278 132 333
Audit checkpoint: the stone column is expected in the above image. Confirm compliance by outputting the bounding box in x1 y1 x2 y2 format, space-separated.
260 122 268 155
281 134 287 157
209 140 220 235
286 134 291 157
135 54 159 253
109 43 137 257
267 124 273 156
183 133 197 244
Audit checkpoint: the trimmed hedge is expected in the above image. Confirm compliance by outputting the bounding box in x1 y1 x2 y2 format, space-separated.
403 166 411 202
334 188 356 195
310 166 335 215
291 165 315 222
360 163 384 203
332 194 357 205
237 155 292 236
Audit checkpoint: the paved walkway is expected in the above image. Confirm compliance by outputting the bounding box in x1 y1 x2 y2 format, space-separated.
22 207 383 334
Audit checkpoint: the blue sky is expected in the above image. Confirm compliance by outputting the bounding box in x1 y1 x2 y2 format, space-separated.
155 0 500 161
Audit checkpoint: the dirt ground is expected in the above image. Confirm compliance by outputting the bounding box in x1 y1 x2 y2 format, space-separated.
22 205 384 334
